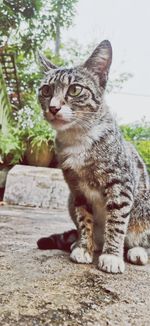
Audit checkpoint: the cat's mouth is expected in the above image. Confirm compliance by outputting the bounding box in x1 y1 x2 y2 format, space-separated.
44 111 72 129
51 118 69 126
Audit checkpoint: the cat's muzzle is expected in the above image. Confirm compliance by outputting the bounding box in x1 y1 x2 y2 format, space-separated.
49 106 61 116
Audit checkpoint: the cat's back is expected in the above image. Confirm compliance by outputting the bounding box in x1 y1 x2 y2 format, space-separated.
124 141 149 192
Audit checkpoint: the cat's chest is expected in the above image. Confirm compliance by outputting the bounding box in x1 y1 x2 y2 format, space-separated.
63 163 105 208
57 137 106 207
56 129 102 171
58 143 89 170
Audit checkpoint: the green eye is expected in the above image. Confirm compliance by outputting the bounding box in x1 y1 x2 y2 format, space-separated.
41 85 52 97
68 84 82 97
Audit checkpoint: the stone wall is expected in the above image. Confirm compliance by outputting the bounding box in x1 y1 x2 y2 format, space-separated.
4 165 70 210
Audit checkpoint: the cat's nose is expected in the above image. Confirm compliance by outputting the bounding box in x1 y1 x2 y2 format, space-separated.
49 106 61 115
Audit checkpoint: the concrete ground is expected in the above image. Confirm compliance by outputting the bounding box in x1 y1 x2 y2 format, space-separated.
0 205 150 326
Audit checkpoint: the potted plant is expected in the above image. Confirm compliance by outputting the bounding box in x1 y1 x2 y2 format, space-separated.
14 103 56 167
25 121 55 167
0 128 26 200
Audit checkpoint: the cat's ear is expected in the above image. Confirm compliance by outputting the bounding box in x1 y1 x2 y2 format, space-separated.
83 40 112 87
37 51 57 71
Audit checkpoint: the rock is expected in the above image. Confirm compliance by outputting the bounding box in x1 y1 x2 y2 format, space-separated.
4 165 69 209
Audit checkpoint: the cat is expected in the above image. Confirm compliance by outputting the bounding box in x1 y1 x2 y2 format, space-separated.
37 40 150 273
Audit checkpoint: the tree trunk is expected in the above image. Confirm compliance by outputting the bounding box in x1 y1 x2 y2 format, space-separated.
55 21 61 56
0 63 11 134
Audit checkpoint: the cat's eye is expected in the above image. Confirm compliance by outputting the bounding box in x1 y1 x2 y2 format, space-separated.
41 85 52 97
67 84 82 97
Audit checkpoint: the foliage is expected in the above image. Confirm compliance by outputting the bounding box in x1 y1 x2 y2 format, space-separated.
135 141 150 173
0 129 26 165
45 0 77 40
0 0 78 91
13 97 55 152
13 98 55 139
120 121 150 141
0 1 144 170
121 122 150 173
0 63 12 134
0 0 131 101
0 95 55 165
0 0 77 49
27 122 55 150
0 1 77 166
0 1 42 52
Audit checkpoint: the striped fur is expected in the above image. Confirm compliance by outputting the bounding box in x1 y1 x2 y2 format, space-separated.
38 40 150 273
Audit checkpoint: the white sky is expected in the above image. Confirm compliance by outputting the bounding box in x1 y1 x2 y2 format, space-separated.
62 0 150 124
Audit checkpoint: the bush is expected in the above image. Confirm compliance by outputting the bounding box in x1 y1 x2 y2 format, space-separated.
0 131 26 165
121 122 150 174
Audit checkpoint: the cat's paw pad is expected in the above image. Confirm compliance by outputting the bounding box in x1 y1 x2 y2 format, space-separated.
127 247 148 265
98 254 125 273
70 247 93 264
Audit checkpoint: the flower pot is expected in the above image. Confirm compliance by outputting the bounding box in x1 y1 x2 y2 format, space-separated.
25 140 55 167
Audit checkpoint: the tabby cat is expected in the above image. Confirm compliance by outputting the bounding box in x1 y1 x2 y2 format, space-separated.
37 40 150 273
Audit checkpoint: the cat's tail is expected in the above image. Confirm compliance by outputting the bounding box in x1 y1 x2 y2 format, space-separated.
37 229 78 252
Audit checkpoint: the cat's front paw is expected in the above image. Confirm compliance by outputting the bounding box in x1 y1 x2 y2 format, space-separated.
70 247 93 264
98 254 125 273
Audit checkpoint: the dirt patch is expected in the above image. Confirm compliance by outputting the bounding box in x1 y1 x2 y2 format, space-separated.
75 272 119 308
0 271 119 326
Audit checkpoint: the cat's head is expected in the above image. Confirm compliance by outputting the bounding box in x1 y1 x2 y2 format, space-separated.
38 40 112 132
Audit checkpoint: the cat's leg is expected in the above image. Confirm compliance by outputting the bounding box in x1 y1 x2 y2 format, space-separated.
98 181 133 273
69 193 94 264
125 190 150 265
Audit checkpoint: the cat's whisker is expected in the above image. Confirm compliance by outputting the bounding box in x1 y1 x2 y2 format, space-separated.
71 111 99 115
73 118 93 132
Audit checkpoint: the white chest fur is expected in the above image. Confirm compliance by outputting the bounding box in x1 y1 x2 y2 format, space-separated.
57 124 105 170
59 138 91 170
